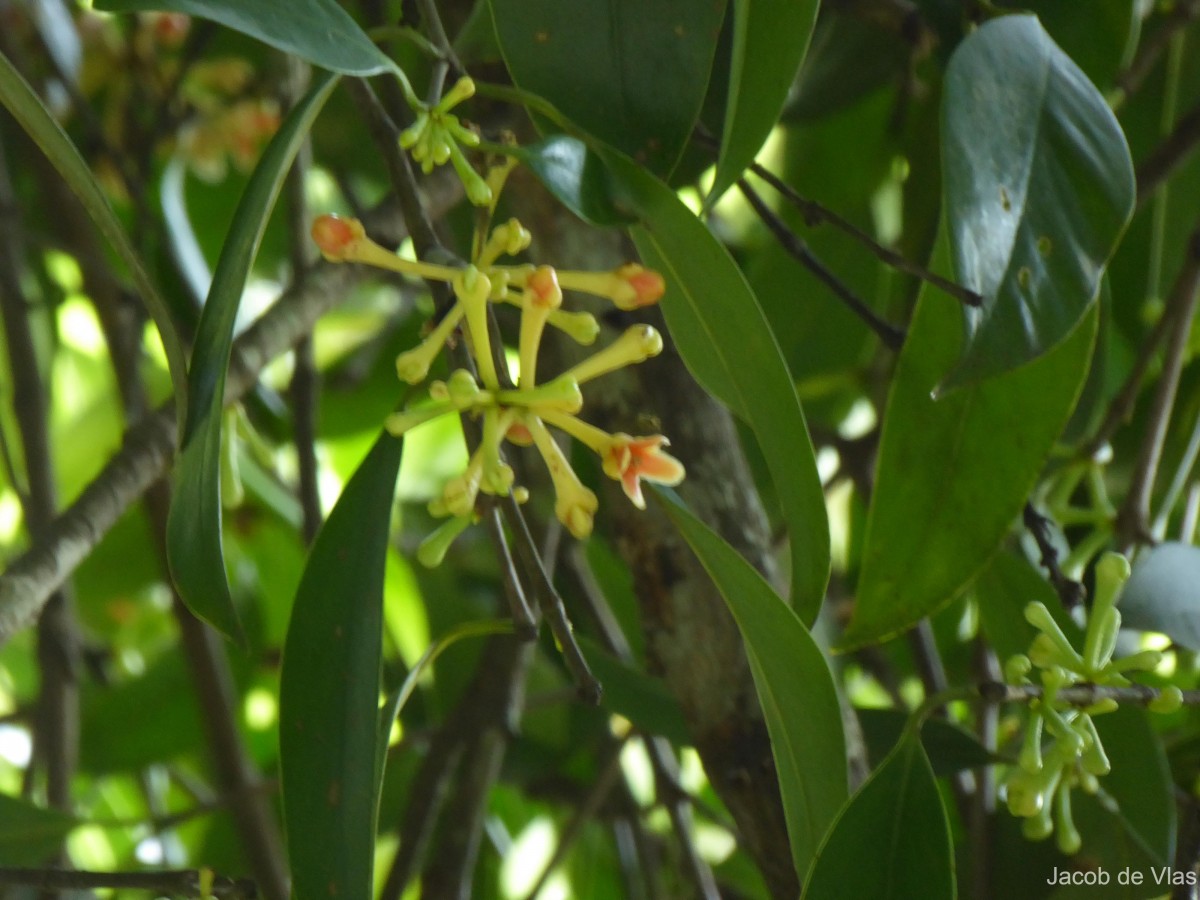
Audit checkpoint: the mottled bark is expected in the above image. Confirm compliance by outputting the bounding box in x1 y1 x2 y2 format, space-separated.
512 176 799 899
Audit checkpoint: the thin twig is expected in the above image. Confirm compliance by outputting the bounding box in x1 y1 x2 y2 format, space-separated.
0 866 257 898
500 495 602 704
523 738 629 900
1117 225 1200 548
979 681 1200 707
1082 301 1174 457
737 177 906 351
1022 503 1087 610
1115 0 1200 103
745 160 983 307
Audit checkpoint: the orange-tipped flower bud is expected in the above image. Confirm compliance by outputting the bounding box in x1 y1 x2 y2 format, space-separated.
311 214 364 262
527 266 562 310
614 264 665 310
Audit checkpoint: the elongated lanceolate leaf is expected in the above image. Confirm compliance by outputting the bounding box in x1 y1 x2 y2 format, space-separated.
707 0 819 204
515 137 636 228
843 287 1096 649
95 0 394 76
1118 542 1200 651
488 0 725 176
280 431 402 900
941 14 1133 388
0 51 188 427
166 71 339 642
603 149 829 622
656 491 846 884
801 735 954 898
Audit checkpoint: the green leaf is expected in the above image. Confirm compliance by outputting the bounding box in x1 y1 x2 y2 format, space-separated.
488 0 726 176
974 550 1084 663
707 0 819 203
606 151 829 622
166 71 339 643
0 794 76 866
515 136 636 228
843 288 1097 649
577 636 691 746
801 735 955 898
280 430 402 900
940 14 1133 388
1118 542 1200 651
858 708 1000 776
95 0 394 76
0 51 188 427
655 490 846 884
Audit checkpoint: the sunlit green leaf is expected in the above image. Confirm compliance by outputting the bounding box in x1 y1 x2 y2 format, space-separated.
801 735 954 898
707 0 819 203
843 287 1097 649
167 71 339 643
607 151 829 622
95 0 394 76
0 51 188 426
941 14 1133 387
656 490 846 883
280 430 402 900
488 0 726 175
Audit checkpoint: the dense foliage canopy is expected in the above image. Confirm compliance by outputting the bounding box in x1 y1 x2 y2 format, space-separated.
2 1 1200 899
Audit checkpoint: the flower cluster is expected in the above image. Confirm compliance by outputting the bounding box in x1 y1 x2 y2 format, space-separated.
398 76 492 206
311 210 684 563
1002 553 1178 853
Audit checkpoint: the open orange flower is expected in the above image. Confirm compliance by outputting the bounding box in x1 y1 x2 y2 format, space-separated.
601 434 685 509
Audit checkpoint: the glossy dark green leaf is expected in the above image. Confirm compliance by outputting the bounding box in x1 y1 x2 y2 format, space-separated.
0 795 76 866
707 0 819 203
941 15 1133 388
488 0 726 175
1118 542 1200 650
166 71 339 643
801 735 954 897
515 136 636 228
95 0 393 76
843 289 1097 649
656 490 846 883
279 430 402 900
0 51 188 426
607 151 829 622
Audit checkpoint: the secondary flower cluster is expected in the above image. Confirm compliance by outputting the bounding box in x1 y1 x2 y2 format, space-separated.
1002 553 1177 854
311 212 684 563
